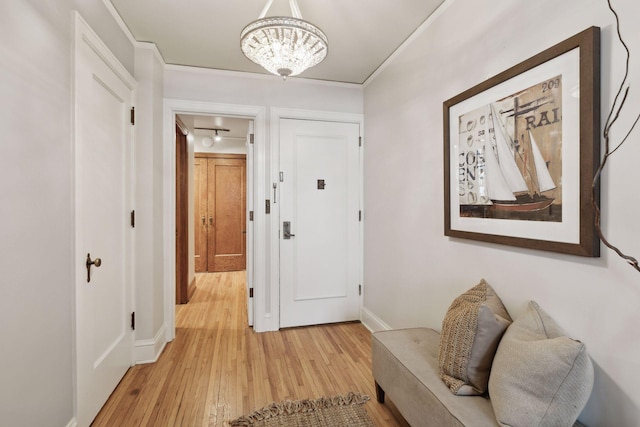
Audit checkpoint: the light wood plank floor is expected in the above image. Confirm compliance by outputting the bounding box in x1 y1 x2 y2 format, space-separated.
92 271 408 426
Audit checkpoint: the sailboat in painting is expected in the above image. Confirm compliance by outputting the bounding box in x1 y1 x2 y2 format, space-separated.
484 103 556 211
457 75 562 221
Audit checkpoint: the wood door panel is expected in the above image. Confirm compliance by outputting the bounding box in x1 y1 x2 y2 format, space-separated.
214 162 244 254
176 124 189 303
195 154 246 273
194 158 207 272
208 158 246 272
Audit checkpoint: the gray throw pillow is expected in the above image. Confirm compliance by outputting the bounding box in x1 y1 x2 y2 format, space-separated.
438 279 512 395
489 301 594 427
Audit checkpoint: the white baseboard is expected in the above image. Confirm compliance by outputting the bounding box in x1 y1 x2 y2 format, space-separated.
65 418 77 427
361 307 392 332
134 323 168 364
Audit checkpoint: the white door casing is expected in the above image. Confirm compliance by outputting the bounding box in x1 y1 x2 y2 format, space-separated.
163 100 266 335
279 118 361 328
74 13 135 427
246 120 255 327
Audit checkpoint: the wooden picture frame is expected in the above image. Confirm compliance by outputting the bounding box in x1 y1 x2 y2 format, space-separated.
443 27 600 257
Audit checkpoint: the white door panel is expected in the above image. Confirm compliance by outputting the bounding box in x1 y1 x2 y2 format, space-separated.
74 15 134 427
280 119 360 328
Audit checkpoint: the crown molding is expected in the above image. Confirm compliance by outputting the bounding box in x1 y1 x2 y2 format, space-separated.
102 0 166 66
164 64 363 89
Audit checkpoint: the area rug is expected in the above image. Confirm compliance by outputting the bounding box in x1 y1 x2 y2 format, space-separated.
229 392 374 426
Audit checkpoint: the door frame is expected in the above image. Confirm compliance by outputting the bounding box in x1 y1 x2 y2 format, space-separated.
269 108 364 330
163 100 267 336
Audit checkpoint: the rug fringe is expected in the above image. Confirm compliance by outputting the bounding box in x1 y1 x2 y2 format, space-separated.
229 392 370 426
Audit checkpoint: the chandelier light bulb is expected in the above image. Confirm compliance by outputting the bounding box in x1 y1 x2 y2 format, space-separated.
240 0 328 80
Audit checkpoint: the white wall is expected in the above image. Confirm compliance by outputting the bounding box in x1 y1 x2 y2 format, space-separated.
363 0 640 425
0 1 135 425
165 67 363 114
194 135 248 154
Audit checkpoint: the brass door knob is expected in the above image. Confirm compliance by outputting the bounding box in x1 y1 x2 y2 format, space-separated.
86 253 102 283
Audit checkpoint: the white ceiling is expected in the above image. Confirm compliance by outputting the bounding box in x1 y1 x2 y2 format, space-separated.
109 0 445 84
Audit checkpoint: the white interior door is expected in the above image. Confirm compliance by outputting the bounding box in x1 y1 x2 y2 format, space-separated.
279 119 361 328
74 15 135 427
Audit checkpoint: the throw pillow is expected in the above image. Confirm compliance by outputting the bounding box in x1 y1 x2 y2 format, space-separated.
438 279 512 395
489 301 594 427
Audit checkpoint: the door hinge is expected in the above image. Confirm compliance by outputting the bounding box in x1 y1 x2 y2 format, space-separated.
249 133 254 144
359 210 362 222
249 288 254 298
265 200 270 214
130 107 135 125
279 171 284 182
131 312 135 330
359 284 362 296
130 210 135 228
249 211 254 221
359 136 362 147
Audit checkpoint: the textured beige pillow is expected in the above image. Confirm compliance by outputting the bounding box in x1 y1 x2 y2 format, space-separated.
489 301 594 427
438 279 512 395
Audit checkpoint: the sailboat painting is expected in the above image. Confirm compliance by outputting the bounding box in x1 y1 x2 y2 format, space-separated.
457 75 563 222
445 27 600 256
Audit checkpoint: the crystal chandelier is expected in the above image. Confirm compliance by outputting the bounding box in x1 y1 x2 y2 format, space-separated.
240 0 328 80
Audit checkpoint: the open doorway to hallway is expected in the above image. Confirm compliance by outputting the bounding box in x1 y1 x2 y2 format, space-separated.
175 114 253 322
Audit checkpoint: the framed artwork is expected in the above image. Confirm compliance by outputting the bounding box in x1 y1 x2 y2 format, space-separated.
443 27 600 256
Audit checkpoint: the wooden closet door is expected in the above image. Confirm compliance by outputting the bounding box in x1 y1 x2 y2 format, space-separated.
207 157 246 272
176 124 189 303
194 157 208 272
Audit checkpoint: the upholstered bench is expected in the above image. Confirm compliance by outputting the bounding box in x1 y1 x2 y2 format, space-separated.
372 287 593 427
372 327 499 427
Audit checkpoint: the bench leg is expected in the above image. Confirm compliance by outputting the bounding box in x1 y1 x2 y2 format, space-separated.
375 381 385 403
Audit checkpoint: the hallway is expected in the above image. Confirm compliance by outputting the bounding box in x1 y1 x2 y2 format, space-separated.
91 272 407 426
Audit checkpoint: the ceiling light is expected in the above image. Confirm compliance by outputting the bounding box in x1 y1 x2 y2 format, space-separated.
195 127 230 145
240 0 328 80
202 136 214 148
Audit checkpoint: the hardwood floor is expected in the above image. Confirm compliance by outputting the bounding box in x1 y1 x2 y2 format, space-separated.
92 271 408 426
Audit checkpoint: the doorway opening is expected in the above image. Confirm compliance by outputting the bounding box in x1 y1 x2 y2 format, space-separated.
173 112 256 329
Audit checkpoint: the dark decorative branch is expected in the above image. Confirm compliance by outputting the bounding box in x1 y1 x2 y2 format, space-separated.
591 0 640 272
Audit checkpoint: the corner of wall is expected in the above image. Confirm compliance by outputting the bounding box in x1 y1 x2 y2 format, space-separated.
134 323 168 364
361 307 392 332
